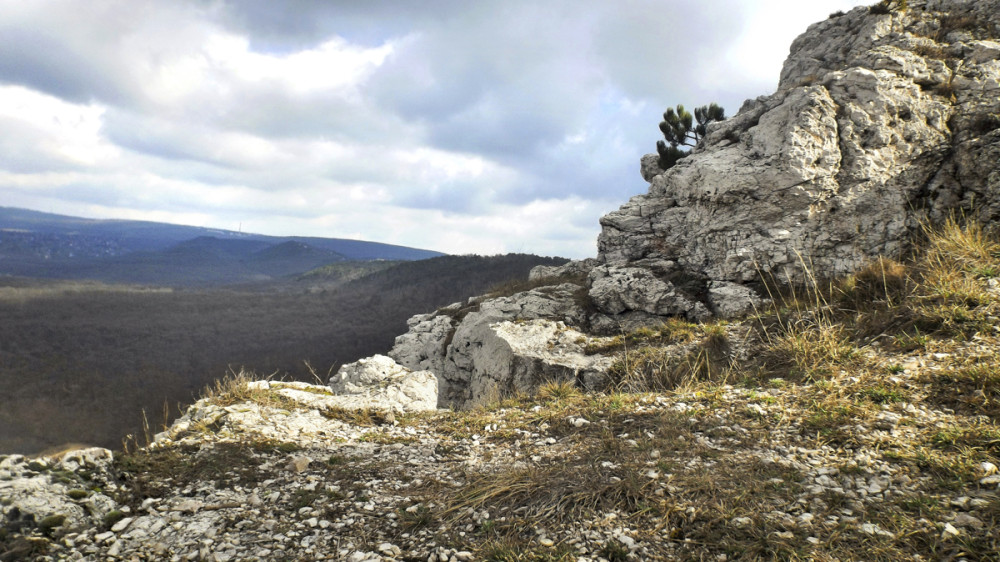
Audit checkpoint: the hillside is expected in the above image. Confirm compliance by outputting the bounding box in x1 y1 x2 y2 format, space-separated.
0 253 565 455
0 206 444 285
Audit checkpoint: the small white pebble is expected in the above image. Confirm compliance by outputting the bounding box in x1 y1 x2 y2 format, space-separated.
941 522 961 540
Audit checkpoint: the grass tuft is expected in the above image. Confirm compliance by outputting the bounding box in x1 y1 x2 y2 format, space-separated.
199 369 300 411
536 380 581 403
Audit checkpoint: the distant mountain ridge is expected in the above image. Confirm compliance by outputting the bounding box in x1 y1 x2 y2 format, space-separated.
0 206 444 285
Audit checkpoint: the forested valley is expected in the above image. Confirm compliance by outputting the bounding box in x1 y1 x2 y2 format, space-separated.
0 254 565 454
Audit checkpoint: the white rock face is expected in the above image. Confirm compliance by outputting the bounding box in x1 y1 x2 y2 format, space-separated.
328 355 438 413
461 319 612 405
528 258 598 281
391 283 606 406
0 448 119 533
588 264 709 320
598 0 1000 314
375 0 1000 407
389 309 457 376
707 281 769 318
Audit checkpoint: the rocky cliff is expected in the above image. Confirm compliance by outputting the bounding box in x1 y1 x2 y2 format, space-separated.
601 0 1000 313
387 0 1000 408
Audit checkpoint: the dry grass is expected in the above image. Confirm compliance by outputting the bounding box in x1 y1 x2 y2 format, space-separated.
585 317 700 355
601 320 736 393
922 359 1000 419
454 218 999 559
760 313 861 382
320 406 396 426
485 273 587 300
920 218 999 288
834 256 912 309
535 379 581 403
199 369 299 411
934 13 981 41
750 217 1000 376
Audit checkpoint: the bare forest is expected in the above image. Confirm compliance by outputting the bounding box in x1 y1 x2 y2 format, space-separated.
0 254 564 454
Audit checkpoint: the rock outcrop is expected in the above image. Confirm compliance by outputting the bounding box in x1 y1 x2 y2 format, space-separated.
0 449 118 539
5 340 999 560
378 0 1000 409
326 355 438 413
390 282 612 407
386 0 1000 407
598 0 1000 316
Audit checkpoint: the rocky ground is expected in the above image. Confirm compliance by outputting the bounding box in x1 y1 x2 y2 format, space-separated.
1 339 997 561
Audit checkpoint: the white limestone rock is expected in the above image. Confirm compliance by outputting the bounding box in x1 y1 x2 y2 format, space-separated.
391 283 595 406
328 355 438 413
385 0 1000 408
639 153 665 183
528 258 597 281
458 319 612 405
588 264 709 321
598 0 1000 304
707 281 768 318
0 449 119 534
389 311 456 376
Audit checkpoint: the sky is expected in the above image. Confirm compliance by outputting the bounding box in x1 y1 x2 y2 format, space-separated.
0 0 871 259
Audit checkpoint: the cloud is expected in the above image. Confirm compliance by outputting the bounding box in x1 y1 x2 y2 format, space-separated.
0 0 873 259
0 86 115 172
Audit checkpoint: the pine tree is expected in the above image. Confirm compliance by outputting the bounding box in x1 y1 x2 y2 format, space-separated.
656 103 725 170
869 0 907 15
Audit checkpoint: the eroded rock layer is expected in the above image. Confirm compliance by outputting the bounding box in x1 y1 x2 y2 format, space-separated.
600 0 1000 299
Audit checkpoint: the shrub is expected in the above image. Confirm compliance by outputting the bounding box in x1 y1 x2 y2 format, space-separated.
935 14 979 41
869 0 906 15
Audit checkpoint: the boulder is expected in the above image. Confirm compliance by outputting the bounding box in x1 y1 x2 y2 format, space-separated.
391 283 601 406
707 281 769 319
639 153 665 183
588 264 709 321
528 258 598 281
327 355 438 413
459 319 612 404
0 449 119 534
389 311 457 376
